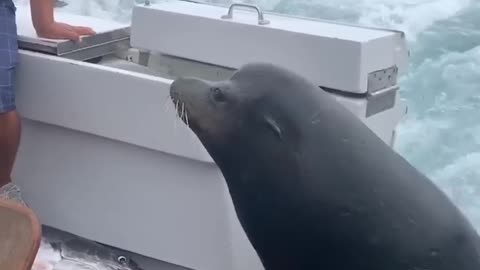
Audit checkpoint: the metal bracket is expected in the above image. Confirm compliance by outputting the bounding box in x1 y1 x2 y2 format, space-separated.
364 65 399 117
367 66 398 93
221 3 270 25
366 85 398 117
18 27 131 61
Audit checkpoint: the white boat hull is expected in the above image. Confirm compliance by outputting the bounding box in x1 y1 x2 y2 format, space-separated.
11 1 409 269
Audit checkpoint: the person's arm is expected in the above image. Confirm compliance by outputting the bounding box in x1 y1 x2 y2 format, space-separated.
30 0 95 41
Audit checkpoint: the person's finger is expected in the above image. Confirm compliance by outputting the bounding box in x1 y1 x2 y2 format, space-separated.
57 29 80 41
38 30 79 41
72 26 96 36
57 22 76 31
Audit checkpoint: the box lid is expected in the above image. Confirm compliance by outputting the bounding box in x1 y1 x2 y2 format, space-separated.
131 0 409 94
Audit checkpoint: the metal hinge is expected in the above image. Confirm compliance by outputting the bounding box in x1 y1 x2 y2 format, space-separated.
365 66 399 117
367 66 398 93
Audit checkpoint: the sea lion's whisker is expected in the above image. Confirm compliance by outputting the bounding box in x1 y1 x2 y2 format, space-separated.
181 102 185 121
185 110 190 127
174 100 179 133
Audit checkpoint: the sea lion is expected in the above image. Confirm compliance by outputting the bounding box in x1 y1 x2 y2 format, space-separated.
169 62 480 270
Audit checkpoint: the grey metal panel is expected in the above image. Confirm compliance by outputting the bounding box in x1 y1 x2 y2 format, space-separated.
17 27 131 61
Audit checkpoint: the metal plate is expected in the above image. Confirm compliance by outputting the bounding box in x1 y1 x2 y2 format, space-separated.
15 4 131 60
18 28 131 61
366 85 398 117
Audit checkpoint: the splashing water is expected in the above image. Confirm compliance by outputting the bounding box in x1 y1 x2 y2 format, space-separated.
26 0 480 230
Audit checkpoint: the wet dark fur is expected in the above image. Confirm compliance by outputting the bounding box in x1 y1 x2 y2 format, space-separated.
170 63 480 270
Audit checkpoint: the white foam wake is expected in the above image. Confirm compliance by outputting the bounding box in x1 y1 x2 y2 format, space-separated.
355 0 473 40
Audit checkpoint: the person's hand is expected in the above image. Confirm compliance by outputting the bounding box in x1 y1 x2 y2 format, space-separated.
36 22 96 42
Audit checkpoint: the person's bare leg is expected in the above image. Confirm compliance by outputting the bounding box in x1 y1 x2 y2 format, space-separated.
0 110 21 188
0 0 23 204
0 110 24 205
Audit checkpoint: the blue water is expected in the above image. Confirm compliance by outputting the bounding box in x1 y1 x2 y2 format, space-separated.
54 0 480 230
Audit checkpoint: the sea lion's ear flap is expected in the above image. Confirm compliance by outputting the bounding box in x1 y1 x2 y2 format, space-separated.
264 115 283 140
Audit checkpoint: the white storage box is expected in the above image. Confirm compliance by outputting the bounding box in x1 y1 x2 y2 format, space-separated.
131 0 408 94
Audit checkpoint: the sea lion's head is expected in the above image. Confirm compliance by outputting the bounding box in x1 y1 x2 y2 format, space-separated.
169 62 326 169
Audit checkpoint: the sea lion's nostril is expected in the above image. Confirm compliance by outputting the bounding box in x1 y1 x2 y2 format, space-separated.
170 90 179 101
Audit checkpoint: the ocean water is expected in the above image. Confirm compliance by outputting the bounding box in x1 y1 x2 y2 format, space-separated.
42 0 480 230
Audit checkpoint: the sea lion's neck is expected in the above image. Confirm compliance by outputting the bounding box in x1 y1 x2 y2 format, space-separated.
209 133 302 207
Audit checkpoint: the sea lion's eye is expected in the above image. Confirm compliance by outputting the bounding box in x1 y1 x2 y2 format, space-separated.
211 87 226 102
117 256 128 264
